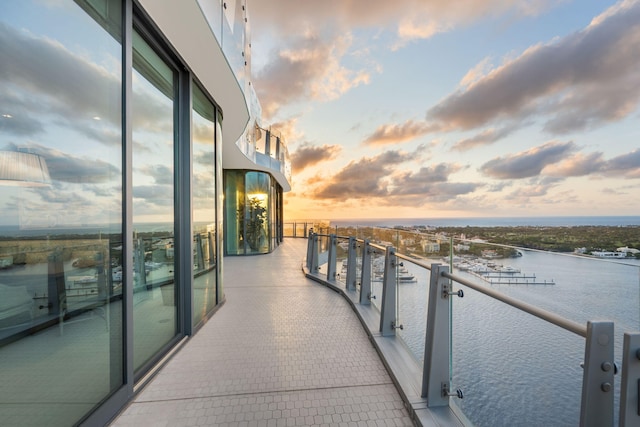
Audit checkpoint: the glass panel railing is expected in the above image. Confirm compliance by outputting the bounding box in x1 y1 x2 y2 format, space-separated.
314 234 330 277
369 251 385 312
451 286 585 426
220 1 245 92
197 0 223 44
447 238 639 425
334 237 349 286
294 223 308 238
394 256 430 364
303 223 638 424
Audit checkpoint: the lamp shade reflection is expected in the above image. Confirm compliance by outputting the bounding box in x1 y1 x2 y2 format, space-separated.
0 150 51 186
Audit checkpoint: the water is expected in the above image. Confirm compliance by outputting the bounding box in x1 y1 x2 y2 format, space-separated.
385 250 640 426
331 216 640 228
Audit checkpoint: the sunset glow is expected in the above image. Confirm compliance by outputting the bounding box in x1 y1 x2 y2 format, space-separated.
249 0 640 220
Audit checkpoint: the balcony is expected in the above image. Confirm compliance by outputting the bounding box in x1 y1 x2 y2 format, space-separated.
111 238 424 426
111 229 640 426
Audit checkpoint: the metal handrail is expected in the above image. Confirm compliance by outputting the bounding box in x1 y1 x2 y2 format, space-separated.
441 270 586 337
303 230 622 426
308 232 588 337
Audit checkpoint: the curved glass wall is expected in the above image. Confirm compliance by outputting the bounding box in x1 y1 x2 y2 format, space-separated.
0 1 123 425
192 83 218 326
224 170 282 255
131 28 178 373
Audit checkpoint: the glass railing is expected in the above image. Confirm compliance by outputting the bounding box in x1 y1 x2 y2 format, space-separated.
303 227 640 427
197 0 246 93
196 1 293 187
283 221 332 238
252 127 292 183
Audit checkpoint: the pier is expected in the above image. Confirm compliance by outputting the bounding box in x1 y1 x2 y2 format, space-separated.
467 270 556 285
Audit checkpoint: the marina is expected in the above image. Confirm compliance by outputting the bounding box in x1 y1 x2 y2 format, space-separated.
452 256 555 285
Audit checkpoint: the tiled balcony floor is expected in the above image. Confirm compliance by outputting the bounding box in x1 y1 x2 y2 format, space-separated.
111 239 414 426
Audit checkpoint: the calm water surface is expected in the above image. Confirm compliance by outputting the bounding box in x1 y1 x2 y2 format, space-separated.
368 250 639 426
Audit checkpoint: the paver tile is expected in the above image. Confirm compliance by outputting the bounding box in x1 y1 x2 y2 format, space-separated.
111 240 413 426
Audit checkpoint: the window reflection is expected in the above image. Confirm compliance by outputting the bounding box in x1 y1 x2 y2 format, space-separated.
192 83 217 325
131 29 178 373
0 0 123 425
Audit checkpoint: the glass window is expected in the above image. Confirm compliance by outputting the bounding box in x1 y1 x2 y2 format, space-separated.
224 170 245 255
225 171 273 255
192 83 217 326
244 172 270 254
131 29 178 373
0 1 123 425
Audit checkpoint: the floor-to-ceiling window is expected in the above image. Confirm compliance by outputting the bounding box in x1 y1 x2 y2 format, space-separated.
1 1 230 424
244 172 270 255
0 1 124 425
225 170 282 255
131 28 179 373
192 83 217 326
224 170 245 255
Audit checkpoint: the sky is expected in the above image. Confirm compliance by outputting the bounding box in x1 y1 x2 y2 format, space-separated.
248 0 640 220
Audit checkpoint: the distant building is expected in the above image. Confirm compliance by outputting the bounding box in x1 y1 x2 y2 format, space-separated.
454 244 470 252
421 240 440 253
400 237 416 246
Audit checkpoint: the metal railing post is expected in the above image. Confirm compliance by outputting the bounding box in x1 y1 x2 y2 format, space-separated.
310 233 319 274
422 264 451 406
359 240 372 305
326 234 337 282
306 231 314 270
620 332 640 426
580 321 615 427
345 237 357 291
380 246 398 336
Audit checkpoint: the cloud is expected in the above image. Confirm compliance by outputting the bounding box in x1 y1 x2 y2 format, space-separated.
426 1 640 134
459 57 495 89
291 143 342 173
132 184 173 206
503 177 564 204
137 164 173 185
192 171 216 205
268 117 304 147
0 21 174 147
542 152 606 177
451 124 519 151
0 22 123 141
2 142 121 184
602 148 640 178
362 120 438 146
311 150 412 199
255 33 372 118
251 1 556 46
388 164 481 203
307 149 480 205
193 150 215 167
251 1 558 116
480 140 576 179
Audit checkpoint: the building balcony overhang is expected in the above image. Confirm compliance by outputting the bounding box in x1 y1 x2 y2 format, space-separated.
138 0 250 149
